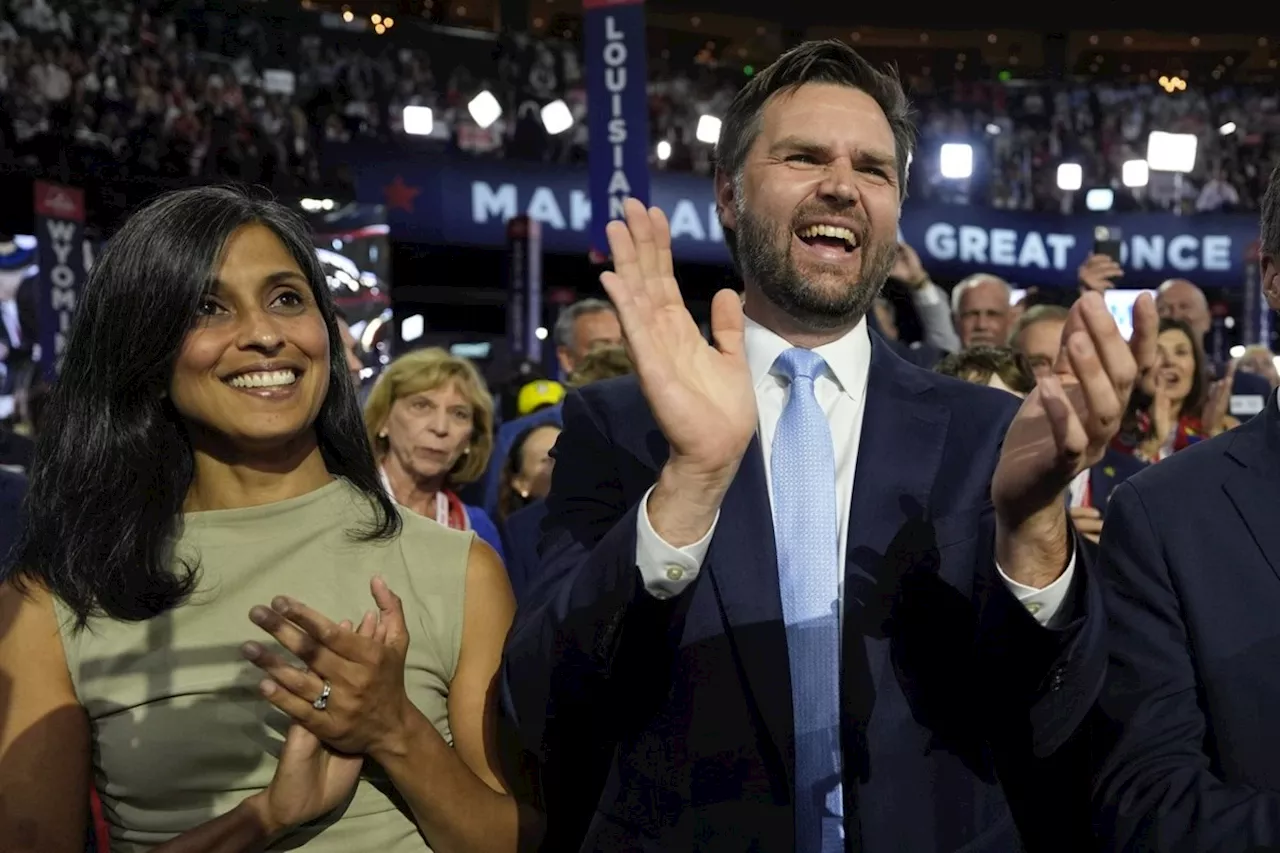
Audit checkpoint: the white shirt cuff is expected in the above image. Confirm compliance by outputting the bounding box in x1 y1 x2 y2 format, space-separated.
997 551 1077 629
909 281 944 307
634 483 717 600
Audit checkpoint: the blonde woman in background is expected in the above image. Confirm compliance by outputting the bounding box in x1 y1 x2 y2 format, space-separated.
364 349 504 559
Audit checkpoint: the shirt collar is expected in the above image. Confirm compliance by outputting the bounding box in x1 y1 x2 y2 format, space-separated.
744 314 871 401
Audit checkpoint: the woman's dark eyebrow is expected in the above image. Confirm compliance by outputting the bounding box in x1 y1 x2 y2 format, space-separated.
208 270 309 291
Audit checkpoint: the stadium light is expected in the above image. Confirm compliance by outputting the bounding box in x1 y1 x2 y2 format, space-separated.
401 314 424 343
540 99 573 135
1085 188 1114 211
1146 131 1197 173
1219 121 1237 136
1057 162 1083 191
656 140 672 161
695 114 721 144
468 90 502 129
402 106 434 136
939 143 973 179
1122 159 1150 188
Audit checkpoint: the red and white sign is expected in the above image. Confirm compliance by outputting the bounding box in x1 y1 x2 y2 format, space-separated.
34 182 85 222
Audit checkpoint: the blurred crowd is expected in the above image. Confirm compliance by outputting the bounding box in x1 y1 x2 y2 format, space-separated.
1 0 1278 214
911 79 1280 214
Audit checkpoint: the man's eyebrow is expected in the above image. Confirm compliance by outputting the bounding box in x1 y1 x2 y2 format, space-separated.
767 136 897 169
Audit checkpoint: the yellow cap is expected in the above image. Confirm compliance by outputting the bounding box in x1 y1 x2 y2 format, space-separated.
517 380 565 416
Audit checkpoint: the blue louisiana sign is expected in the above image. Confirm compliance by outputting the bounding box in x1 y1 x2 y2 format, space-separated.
359 157 1261 289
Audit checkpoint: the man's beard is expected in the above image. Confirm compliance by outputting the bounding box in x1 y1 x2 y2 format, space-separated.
735 204 897 333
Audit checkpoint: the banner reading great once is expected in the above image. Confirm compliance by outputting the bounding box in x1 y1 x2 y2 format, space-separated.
583 0 651 259
33 181 87 382
357 157 1264 289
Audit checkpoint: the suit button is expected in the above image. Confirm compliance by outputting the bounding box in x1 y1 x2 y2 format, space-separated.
665 565 685 582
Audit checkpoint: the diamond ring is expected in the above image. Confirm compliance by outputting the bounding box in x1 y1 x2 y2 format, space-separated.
312 680 332 711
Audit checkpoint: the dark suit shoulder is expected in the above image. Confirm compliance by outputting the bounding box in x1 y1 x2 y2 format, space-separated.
1120 426 1239 510
913 362 1022 436
928 368 1020 409
1231 370 1271 396
573 374 655 434
1101 446 1148 479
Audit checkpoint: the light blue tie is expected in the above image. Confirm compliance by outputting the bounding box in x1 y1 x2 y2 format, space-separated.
771 347 843 853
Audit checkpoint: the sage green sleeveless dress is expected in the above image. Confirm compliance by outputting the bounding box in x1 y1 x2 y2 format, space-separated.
53 479 473 851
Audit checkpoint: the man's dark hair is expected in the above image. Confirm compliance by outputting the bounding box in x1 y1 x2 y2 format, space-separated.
935 346 1035 396
714 39 916 268
1262 164 1280 258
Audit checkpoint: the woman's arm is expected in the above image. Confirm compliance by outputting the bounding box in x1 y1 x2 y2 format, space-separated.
1 582 359 853
0 582 89 853
370 540 540 853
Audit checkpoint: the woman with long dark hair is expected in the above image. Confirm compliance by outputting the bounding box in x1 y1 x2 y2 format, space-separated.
0 187 524 852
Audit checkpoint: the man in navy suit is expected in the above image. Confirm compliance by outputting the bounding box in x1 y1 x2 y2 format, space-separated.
1092 165 1280 849
504 41 1155 853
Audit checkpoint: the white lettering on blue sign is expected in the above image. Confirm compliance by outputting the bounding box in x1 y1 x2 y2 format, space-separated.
603 15 631 220
1126 234 1232 272
924 223 1075 270
924 222 1234 274
45 218 78 362
470 181 722 242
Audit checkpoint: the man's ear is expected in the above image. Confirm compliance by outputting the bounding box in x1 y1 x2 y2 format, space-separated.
714 169 738 233
1263 255 1280 312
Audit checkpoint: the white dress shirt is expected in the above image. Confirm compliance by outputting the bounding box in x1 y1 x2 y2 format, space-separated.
1067 469 1090 509
634 316 1076 627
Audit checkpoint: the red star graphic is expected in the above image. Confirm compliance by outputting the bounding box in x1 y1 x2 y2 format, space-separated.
383 176 421 213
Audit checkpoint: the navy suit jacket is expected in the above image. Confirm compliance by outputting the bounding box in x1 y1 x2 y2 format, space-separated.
1089 448 1146 508
1095 392 1280 850
501 499 547 605
503 335 1105 853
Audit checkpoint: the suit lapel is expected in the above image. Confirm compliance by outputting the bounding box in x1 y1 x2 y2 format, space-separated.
694 337 952 800
703 434 793 789
841 338 950 778
1223 393 1280 583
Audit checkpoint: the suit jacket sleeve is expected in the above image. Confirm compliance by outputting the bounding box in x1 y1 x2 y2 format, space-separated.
973 402 1106 758
501 388 678 762
1093 481 1280 851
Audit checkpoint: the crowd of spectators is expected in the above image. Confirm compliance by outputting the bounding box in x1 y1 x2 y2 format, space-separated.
912 79 1280 214
1 0 1277 213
